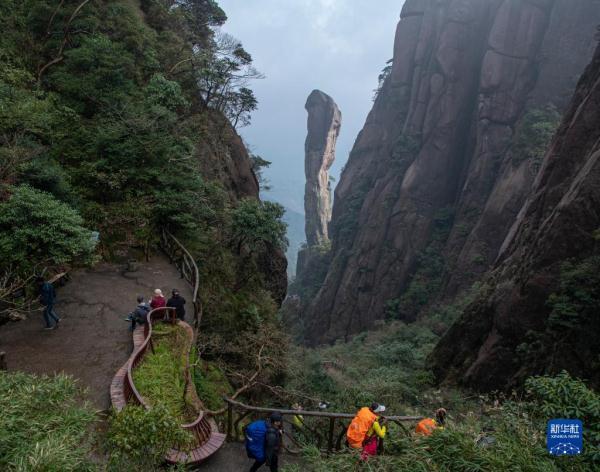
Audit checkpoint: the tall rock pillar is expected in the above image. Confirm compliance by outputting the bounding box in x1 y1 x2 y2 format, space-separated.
297 90 341 274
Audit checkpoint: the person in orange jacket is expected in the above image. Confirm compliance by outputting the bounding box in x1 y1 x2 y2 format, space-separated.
415 408 447 436
347 402 387 460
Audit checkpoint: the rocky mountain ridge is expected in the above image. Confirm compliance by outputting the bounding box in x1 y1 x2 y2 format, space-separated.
296 0 600 346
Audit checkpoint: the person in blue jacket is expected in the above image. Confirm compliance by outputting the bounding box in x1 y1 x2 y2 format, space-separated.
36 277 60 330
246 412 283 472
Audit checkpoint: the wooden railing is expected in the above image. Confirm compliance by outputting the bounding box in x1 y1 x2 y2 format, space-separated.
223 397 423 454
124 307 221 463
160 229 202 328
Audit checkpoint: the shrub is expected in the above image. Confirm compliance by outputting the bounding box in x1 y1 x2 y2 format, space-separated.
107 404 192 469
525 371 600 463
0 185 96 274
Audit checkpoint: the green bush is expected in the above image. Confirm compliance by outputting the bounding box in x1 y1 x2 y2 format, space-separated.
525 371 600 462
0 185 96 274
107 404 192 469
0 371 96 471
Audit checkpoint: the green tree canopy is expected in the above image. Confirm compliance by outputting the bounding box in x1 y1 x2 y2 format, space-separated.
0 185 96 274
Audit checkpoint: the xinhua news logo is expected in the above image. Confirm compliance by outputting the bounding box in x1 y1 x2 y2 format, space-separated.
547 419 583 456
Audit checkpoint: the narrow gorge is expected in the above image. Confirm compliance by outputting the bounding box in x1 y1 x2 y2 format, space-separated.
292 0 600 359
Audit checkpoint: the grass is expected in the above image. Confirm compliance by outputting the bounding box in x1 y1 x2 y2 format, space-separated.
132 322 195 423
0 371 96 471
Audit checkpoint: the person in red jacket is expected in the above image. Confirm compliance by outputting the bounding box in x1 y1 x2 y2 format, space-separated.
150 288 166 309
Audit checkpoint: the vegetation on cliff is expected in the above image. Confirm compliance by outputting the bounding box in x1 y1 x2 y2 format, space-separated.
0 0 287 389
1 1 288 467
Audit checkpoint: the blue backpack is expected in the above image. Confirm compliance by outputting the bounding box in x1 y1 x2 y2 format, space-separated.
245 420 267 461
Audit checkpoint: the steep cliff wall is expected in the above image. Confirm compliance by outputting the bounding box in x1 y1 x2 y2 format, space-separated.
301 0 600 345
430 43 600 390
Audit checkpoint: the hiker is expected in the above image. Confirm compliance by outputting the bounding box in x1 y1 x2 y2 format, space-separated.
150 288 166 310
415 408 447 436
166 289 186 321
291 403 304 430
245 412 284 472
347 402 387 460
36 276 60 330
124 295 150 331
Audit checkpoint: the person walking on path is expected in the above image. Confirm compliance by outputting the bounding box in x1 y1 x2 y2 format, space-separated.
246 412 284 472
347 402 387 460
166 289 186 321
124 295 150 331
150 288 166 310
36 276 60 330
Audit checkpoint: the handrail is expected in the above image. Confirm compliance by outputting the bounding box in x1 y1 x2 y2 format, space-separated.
160 229 202 328
223 397 423 453
223 397 423 421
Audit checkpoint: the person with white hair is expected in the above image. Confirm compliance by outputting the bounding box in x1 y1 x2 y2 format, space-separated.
150 288 166 310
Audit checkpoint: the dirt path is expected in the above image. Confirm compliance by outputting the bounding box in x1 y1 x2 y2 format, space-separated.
200 442 303 471
0 254 192 410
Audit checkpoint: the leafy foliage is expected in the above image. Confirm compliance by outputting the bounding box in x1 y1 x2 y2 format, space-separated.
0 371 96 471
0 185 96 275
525 371 600 462
107 404 193 469
231 198 288 253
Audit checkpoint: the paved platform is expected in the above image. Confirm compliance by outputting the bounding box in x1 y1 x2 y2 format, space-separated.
0 254 191 409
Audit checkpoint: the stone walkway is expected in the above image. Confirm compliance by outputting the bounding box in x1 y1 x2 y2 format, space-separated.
0 254 191 410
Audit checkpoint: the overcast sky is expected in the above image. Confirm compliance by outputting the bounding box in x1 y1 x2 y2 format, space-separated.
217 0 404 213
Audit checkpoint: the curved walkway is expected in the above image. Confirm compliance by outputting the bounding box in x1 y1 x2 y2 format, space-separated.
0 255 191 409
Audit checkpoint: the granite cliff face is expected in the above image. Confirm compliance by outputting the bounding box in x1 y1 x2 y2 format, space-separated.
301 0 600 345
297 90 341 275
431 43 600 390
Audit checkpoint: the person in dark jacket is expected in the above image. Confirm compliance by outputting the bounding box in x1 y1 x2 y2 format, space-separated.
36 277 60 330
250 413 283 472
124 295 150 331
166 289 186 321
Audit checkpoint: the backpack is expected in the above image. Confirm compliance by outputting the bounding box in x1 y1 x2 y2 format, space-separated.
245 419 268 461
347 407 377 449
415 418 438 436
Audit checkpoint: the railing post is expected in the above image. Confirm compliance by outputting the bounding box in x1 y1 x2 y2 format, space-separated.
327 417 335 453
227 401 234 441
